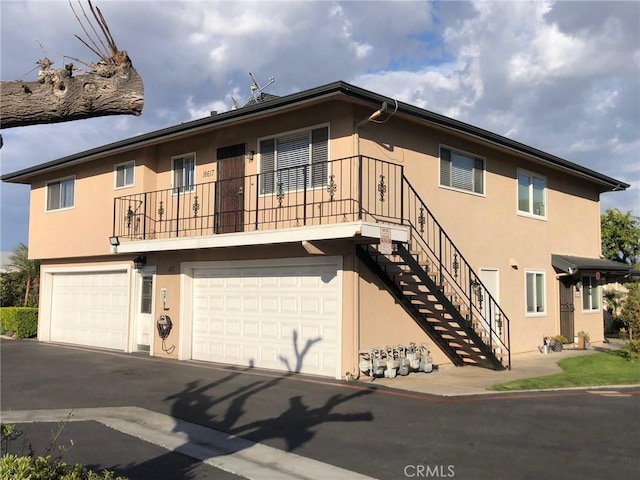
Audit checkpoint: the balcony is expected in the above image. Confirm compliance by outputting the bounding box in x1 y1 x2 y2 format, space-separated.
112 154 511 368
112 156 406 251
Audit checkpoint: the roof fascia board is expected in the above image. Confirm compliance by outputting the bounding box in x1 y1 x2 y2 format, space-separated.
337 83 628 191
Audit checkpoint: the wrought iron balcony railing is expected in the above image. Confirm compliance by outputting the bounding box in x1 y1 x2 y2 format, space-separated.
113 156 402 241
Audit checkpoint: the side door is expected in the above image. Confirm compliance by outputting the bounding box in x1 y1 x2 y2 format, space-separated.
559 278 575 341
215 144 246 234
135 269 155 352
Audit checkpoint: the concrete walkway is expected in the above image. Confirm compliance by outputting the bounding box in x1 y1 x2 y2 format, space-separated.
365 338 629 396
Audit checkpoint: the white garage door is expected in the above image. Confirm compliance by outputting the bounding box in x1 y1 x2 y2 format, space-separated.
192 259 341 377
50 271 129 350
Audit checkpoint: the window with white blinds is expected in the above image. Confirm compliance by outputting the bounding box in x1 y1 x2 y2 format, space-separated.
260 126 328 194
440 147 484 194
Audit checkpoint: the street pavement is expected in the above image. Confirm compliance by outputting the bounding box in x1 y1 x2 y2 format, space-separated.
1 338 639 480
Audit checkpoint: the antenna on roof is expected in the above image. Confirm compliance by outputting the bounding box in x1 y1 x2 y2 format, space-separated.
248 72 275 104
230 95 240 110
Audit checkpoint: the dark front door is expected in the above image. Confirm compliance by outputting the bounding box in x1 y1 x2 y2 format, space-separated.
216 144 245 234
559 278 575 341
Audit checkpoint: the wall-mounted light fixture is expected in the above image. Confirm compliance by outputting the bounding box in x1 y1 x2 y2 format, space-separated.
133 255 147 269
109 236 120 247
248 150 256 162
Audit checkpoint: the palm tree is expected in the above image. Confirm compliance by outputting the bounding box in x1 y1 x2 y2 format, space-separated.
8 243 40 306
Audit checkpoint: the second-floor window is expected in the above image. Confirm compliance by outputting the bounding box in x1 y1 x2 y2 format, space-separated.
46 177 75 211
439 147 484 195
172 154 195 193
259 126 328 194
114 161 134 189
518 170 546 218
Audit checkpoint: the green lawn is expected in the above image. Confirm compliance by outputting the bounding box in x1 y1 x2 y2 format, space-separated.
491 349 640 391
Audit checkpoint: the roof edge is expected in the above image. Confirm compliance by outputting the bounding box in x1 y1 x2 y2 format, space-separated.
1 80 631 191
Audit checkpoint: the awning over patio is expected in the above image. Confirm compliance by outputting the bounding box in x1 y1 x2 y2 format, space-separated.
551 254 632 278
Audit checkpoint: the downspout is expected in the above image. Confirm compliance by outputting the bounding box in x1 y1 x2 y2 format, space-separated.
349 102 389 380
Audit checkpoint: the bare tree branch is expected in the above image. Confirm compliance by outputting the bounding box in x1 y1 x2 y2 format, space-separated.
0 1 144 130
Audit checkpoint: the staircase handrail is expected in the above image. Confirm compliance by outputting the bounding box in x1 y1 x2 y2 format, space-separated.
402 175 511 368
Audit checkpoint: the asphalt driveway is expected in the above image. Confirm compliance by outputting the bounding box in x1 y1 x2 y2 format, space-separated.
2 339 639 480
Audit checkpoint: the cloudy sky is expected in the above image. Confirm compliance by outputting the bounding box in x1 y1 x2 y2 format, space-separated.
1 0 638 252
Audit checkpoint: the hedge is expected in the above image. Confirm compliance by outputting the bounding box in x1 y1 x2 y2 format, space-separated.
0 307 38 338
0 454 128 480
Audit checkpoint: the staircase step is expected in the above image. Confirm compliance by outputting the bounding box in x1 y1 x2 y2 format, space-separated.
359 242 509 371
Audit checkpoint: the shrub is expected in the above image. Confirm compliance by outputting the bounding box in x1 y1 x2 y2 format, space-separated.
619 282 640 339
0 307 38 338
620 339 640 362
0 271 25 307
0 454 127 480
553 335 570 344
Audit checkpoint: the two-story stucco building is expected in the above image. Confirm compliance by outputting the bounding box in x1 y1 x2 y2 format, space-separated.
2 81 632 379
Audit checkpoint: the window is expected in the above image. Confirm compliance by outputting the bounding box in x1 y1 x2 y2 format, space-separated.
172 154 195 193
525 270 545 314
140 276 153 314
114 161 135 188
582 275 600 312
259 126 328 194
440 147 484 194
46 177 75 211
518 170 546 217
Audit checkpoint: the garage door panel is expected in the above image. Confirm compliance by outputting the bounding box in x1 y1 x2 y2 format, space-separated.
261 297 278 312
50 271 128 351
243 320 259 337
192 261 340 377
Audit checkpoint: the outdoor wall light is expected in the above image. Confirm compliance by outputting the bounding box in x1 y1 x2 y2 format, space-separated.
109 236 120 247
133 255 147 269
248 150 255 162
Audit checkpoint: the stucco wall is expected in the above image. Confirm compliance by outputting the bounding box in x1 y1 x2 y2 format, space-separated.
355 112 604 352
